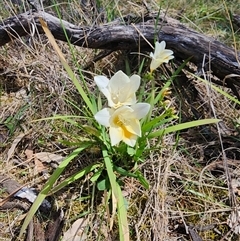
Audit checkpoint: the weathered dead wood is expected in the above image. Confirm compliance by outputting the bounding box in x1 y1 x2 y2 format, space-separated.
233 14 240 29
0 10 240 94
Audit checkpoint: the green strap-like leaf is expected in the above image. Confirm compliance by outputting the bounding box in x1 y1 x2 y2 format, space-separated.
149 119 220 138
19 144 91 237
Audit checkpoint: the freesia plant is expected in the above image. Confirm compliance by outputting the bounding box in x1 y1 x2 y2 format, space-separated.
20 24 220 241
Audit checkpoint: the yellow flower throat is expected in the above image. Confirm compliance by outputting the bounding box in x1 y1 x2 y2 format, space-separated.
113 115 133 138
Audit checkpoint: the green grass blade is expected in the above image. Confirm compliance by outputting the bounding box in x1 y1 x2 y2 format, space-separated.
62 62 95 114
148 119 220 138
49 163 102 195
102 149 118 197
19 144 91 237
142 114 174 132
135 170 149 189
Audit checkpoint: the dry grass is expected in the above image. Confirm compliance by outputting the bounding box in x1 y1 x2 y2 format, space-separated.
0 0 240 240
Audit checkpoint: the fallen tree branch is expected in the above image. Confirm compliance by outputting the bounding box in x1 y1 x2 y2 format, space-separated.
233 14 240 29
0 10 240 94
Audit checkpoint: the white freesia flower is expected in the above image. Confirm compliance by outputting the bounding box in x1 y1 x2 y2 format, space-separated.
94 103 150 147
94 70 140 109
150 41 174 72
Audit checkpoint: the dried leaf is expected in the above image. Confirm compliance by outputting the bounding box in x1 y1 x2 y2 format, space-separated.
188 227 203 241
227 210 240 234
34 158 47 174
62 218 88 241
39 18 66 61
25 149 34 160
231 179 240 195
7 133 25 162
34 152 64 164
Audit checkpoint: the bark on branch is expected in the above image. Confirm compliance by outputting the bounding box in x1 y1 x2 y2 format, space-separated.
0 10 240 94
